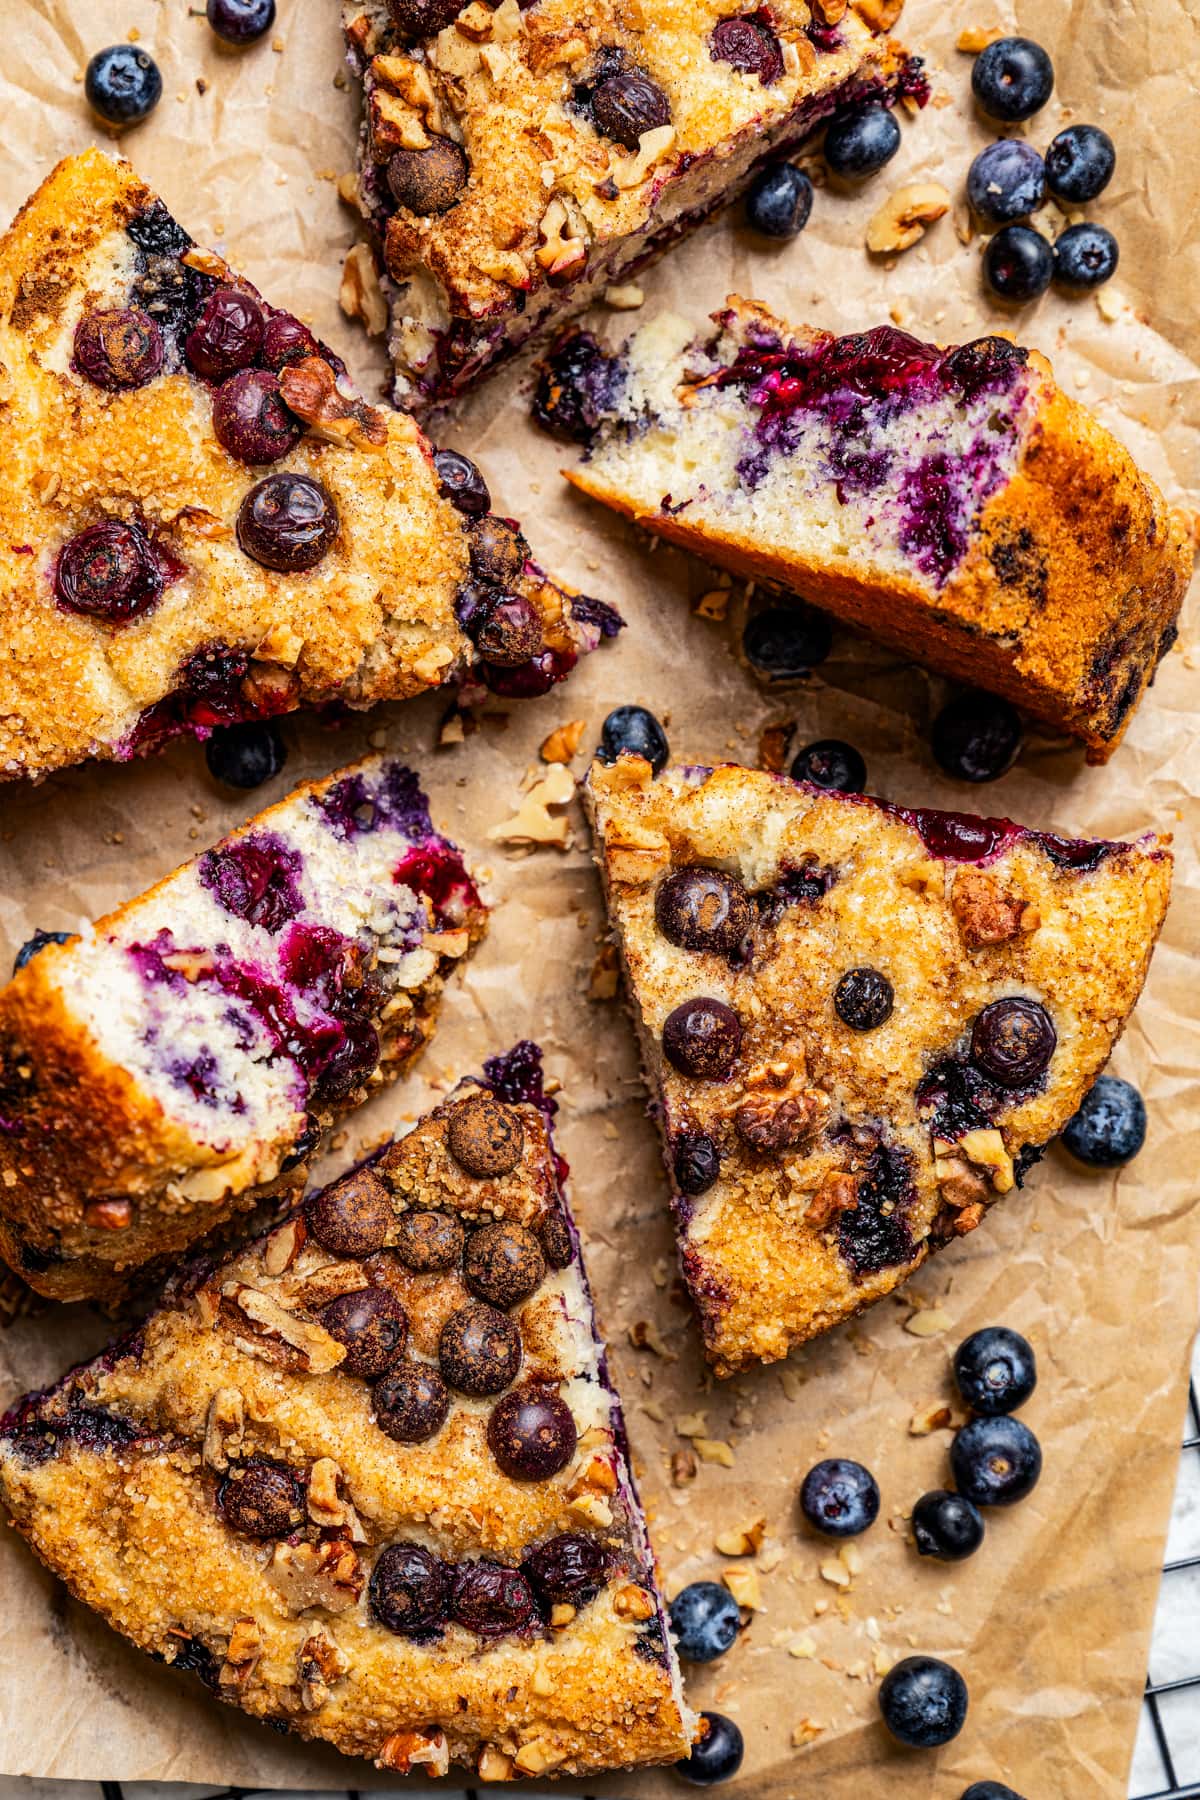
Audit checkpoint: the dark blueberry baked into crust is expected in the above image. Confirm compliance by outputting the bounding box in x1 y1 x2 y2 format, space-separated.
0 1046 695 1778
0 754 485 1304
542 296 1191 762
0 150 618 783
341 0 922 412
585 756 1172 1375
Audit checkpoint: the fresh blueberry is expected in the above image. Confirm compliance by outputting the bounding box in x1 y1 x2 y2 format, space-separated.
523 1532 608 1609
662 998 742 1081
207 0 276 44
673 1131 721 1195
1054 222 1119 289
823 105 901 179
710 17 784 84
204 720 287 789
598 705 669 773
369 1542 449 1636
185 288 265 380
790 738 866 794
1044 124 1115 203
966 140 1045 224
834 967 894 1031
745 162 814 239
433 447 491 517
212 369 302 464
971 37 1054 122
85 45 163 128
590 69 672 150
742 605 832 678
800 1458 880 1537
54 520 164 624
388 138 471 215
954 1327 1037 1416
911 1489 986 1561
449 1559 537 1636
951 1415 1042 1506
961 1784 1027 1800
655 868 752 957
879 1655 969 1748
12 930 72 975
74 308 164 391
676 1712 745 1785
983 223 1054 301
1061 1074 1146 1167
236 472 339 572
669 1581 742 1663
931 690 1023 782
487 1384 577 1480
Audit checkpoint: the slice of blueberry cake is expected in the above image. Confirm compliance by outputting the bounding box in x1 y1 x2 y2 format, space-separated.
0 1046 696 1780
0 754 485 1304
0 150 619 783
539 298 1191 761
343 0 922 412
586 755 1172 1375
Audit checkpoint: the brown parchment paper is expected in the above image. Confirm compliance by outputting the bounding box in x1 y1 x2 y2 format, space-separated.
0 0 1198 1794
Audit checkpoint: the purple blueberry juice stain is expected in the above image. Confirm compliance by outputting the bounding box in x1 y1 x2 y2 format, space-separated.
754 860 838 925
167 1047 242 1111
199 833 303 934
836 1139 917 1275
915 1058 997 1141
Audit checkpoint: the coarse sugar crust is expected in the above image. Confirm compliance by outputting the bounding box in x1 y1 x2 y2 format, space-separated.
0 1066 696 1780
0 150 604 782
586 756 1173 1375
563 295 1193 762
344 0 914 407
0 754 486 1305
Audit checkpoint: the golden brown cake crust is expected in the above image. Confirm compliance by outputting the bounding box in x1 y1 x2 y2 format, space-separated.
564 296 1192 761
0 151 602 781
586 757 1172 1375
0 1073 695 1779
0 755 486 1304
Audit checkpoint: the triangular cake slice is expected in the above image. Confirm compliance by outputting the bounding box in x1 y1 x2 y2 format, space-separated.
342 0 922 412
537 297 1190 760
586 756 1171 1375
0 150 619 783
0 1045 695 1781
0 754 485 1304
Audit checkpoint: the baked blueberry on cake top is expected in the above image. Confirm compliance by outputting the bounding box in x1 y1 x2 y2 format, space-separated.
0 755 485 1304
0 1048 696 1780
342 0 921 412
585 756 1171 1375
0 150 618 783
539 297 1191 761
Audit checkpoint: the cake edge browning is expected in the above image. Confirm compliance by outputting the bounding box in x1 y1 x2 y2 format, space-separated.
585 757 1174 1376
0 756 487 1304
0 1057 697 1778
562 296 1192 761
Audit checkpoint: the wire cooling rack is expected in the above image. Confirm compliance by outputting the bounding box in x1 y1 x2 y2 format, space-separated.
3 1342 1197 1800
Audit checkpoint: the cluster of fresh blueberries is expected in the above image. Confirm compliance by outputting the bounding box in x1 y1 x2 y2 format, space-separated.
969 36 1119 302
85 2 276 126
746 96 904 241
665 1326 1040 1787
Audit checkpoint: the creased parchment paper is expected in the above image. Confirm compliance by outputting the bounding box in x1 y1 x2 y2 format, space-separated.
0 0 1197 1794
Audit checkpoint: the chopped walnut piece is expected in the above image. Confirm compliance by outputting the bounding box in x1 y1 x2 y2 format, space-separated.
866 183 951 255
219 1616 261 1688
953 1201 986 1235
694 1437 736 1468
550 1601 577 1628
792 1718 824 1748
297 1627 349 1711
306 1457 348 1529
904 1306 952 1338
223 1283 347 1372
758 721 794 773
956 24 1004 50
378 1727 450 1777
540 718 586 763
810 0 849 20
806 1171 861 1229
909 1401 962 1436
715 1517 766 1556
83 1197 132 1230
289 1261 371 1309
202 1386 245 1472
613 1583 656 1622
723 1564 763 1610
266 1539 364 1615
262 1214 306 1276
629 1319 676 1358
588 943 620 1001
280 352 388 447
933 1153 991 1210
672 1446 698 1486
536 195 589 281
736 1085 830 1153
852 0 904 28
957 1126 1015 1193
567 1490 614 1528
514 1738 566 1776
488 765 576 850
950 868 1025 948
478 1746 515 1781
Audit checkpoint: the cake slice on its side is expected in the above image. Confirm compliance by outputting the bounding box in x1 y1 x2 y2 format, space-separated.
585 756 1172 1376
0 754 485 1304
540 298 1191 761
0 150 619 784
343 0 921 413
0 1046 696 1782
